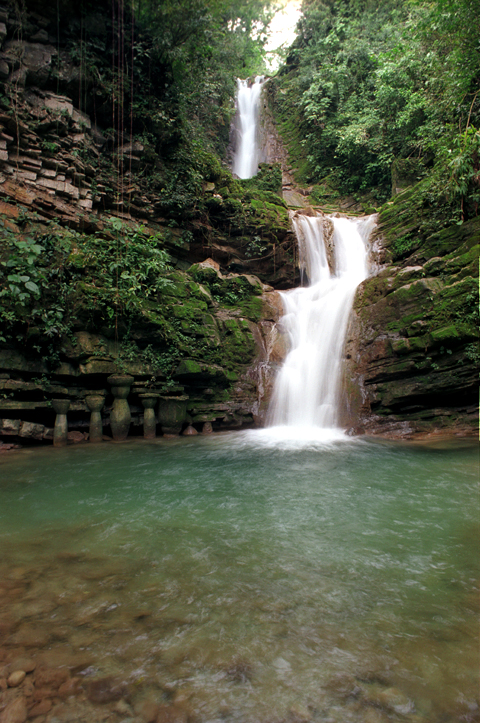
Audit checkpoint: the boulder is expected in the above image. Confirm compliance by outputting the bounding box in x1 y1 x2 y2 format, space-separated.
3 41 57 88
18 421 44 440
0 418 20 435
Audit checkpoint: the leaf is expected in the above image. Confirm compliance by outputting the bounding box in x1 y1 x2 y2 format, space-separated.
25 281 40 293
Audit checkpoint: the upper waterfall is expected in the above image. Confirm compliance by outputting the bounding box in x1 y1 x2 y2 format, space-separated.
267 214 375 430
232 76 264 179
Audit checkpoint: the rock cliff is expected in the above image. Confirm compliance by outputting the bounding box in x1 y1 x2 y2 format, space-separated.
342 194 479 438
0 0 295 445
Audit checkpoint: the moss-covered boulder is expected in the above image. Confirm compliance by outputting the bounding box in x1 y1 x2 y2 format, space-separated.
343 206 479 437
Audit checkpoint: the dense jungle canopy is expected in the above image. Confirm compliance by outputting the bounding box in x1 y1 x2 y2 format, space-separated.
124 0 480 221
47 0 480 222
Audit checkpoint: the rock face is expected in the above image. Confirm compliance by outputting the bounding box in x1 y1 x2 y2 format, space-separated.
342 202 479 437
0 0 294 443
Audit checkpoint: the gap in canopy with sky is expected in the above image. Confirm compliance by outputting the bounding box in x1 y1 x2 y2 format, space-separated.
263 0 302 71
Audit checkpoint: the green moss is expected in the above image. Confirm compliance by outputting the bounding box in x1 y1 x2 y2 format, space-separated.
240 163 283 195
237 295 263 321
431 325 459 342
391 338 410 355
175 359 202 375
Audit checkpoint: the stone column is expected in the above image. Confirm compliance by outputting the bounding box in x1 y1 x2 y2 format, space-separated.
139 393 159 439
85 395 105 443
158 395 188 437
52 399 70 447
107 375 134 441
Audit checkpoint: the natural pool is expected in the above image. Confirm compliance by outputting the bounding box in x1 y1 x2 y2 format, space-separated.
0 431 478 723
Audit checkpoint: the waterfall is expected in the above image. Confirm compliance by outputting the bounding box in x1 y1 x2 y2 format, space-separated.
267 214 375 430
232 76 264 179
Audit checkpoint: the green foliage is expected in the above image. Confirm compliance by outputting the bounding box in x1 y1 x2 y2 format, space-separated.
245 235 269 258
1 236 44 306
125 0 275 176
76 220 172 315
464 342 480 368
391 234 420 260
189 265 260 306
272 0 480 219
240 163 283 194
0 219 173 353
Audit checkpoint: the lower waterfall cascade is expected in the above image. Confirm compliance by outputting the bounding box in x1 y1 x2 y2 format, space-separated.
267 213 376 430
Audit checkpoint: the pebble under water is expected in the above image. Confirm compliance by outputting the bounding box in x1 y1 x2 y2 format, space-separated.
0 432 478 723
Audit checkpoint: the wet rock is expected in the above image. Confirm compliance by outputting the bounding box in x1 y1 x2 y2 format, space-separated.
324 673 359 699
361 709 389 723
86 676 127 704
224 659 252 683
9 626 50 648
134 698 159 723
34 667 69 690
7 671 25 687
57 676 81 698
113 700 133 716
8 659 35 675
0 696 27 723
35 650 90 672
360 684 415 716
27 698 52 717
12 599 56 619
289 703 312 721
182 425 197 436
20 678 33 699
155 704 188 723
0 442 21 452
66 430 87 444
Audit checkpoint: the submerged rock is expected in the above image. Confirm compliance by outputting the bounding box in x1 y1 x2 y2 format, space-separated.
86 676 128 704
6 671 25 687
0 697 27 723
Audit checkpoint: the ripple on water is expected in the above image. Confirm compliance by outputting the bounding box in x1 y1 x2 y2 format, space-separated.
0 434 478 722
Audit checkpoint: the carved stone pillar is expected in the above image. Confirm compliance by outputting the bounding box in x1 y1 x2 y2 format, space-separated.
139 393 159 439
52 399 70 447
182 424 198 436
85 395 105 443
107 375 134 441
158 395 188 437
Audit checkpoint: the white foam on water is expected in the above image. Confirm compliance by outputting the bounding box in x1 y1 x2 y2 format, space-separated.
232 76 264 179
267 214 375 430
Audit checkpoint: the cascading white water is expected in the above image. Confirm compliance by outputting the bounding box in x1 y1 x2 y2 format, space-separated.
267 214 375 430
232 76 264 179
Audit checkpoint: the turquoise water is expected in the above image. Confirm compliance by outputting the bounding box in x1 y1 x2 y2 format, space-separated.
0 432 478 722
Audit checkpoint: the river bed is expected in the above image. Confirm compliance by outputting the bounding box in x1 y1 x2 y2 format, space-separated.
0 431 478 723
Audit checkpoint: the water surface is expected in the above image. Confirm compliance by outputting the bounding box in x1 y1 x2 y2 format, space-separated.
0 433 478 722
